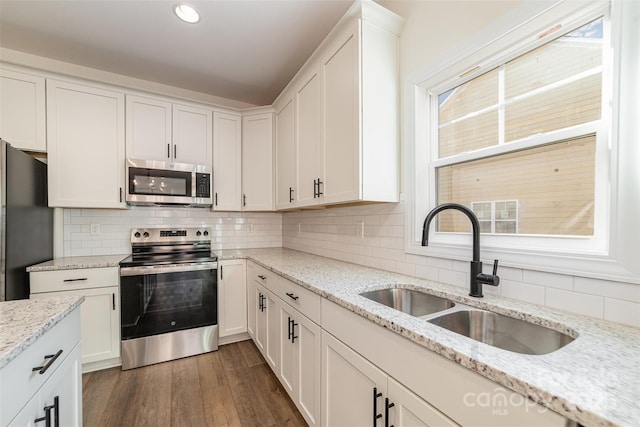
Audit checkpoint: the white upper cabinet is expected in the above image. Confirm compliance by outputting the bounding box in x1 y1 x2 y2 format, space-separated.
295 70 323 207
126 94 212 166
242 112 273 211
274 0 404 209
0 68 46 152
47 79 126 208
213 111 242 211
172 103 212 165
274 92 296 210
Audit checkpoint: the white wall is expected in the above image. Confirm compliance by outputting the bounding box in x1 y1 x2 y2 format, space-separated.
283 0 640 328
63 207 282 256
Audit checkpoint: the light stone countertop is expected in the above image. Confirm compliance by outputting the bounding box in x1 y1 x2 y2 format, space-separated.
26 254 129 272
237 248 639 427
0 296 84 369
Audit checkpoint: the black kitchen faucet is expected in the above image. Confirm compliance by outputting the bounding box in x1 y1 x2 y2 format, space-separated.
421 203 500 297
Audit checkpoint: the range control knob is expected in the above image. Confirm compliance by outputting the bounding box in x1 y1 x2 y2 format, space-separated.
196 230 202 237
203 230 209 236
143 231 150 238
134 232 141 238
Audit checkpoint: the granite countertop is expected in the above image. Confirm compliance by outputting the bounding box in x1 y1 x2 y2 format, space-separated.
26 254 129 272
241 248 640 427
0 296 84 369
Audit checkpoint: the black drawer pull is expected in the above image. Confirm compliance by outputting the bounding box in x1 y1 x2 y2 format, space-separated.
286 292 299 301
32 350 63 375
258 275 266 280
291 320 298 343
63 277 87 282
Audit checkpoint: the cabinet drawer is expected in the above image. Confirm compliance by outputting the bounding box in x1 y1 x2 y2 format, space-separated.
30 267 119 293
279 278 321 324
253 264 278 293
0 308 80 426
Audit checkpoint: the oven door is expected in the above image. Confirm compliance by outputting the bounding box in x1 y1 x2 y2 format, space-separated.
120 262 217 341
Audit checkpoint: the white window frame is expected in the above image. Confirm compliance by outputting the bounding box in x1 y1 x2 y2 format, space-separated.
405 0 640 284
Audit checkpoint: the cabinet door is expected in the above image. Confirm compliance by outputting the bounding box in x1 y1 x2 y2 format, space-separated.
218 260 247 338
242 113 273 211
47 79 125 208
247 263 257 339
264 289 280 371
322 25 361 204
30 286 120 365
173 103 212 165
125 94 172 162
0 69 46 152
321 331 387 427
275 95 296 209
255 285 267 355
387 377 459 427
295 70 323 207
38 344 83 427
296 313 321 427
213 112 242 210
279 304 297 399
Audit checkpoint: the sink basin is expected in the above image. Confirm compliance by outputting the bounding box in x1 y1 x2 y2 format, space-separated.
428 310 575 355
360 288 455 317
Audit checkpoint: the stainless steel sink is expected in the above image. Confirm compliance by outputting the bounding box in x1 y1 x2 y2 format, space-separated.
360 288 455 317
428 309 575 355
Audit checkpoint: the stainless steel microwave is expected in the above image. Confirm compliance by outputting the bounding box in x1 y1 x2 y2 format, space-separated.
126 158 212 207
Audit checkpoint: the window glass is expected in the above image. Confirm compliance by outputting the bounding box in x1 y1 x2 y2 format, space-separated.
436 135 596 236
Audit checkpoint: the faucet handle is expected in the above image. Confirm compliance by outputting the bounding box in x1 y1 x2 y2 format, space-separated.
492 259 499 276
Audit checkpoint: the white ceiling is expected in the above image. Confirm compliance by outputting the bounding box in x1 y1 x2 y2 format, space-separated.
0 0 356 106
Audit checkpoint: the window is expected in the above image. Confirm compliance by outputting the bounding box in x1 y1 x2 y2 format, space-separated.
434 17 603 238
407 0 640 283
470 201 518 234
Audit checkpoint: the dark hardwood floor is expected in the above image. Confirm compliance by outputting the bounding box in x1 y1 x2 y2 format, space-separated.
82 340 307 427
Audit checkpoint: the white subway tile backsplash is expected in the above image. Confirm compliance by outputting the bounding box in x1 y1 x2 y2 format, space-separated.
281 200 639 328
545 288 604 319
523 270 574 290
63 206 282 256
574 277 640 303
604 298 640 327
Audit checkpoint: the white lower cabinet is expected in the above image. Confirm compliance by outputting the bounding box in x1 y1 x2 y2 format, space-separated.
321 331 454 427
218 259 247 341
30 267 121 372
10 344 82 427
246 262 257 339
279 303 321 427
1 306 82 427
253 283 280 371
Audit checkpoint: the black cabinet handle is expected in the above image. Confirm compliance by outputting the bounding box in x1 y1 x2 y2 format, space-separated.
291 319 298 343
215 192 218 206
53 396 60 427
317 178 323 196
286 292 299 301
287 316 292 340
174 144 177 159
373 387 382 426
63 277 87 282
120 187 123 203
220 265 224 280
313 179 318 198
32 350 63 375
112 293 115 310
167 143 170 158
34 403 52 427
258 275 266 280
384 398 395 427
289 187 294 203
243 194 247 207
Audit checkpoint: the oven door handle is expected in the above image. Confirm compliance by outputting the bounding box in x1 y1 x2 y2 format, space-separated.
120 262 218 276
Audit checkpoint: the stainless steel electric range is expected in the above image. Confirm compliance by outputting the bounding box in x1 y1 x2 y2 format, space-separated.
119 227 218 370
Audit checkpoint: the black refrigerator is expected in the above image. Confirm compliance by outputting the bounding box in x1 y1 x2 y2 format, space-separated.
0 139 53 301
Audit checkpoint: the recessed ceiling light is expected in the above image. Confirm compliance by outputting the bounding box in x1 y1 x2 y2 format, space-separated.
174 4 200 24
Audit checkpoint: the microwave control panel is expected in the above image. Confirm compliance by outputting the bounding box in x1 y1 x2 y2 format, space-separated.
195 173 211 198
